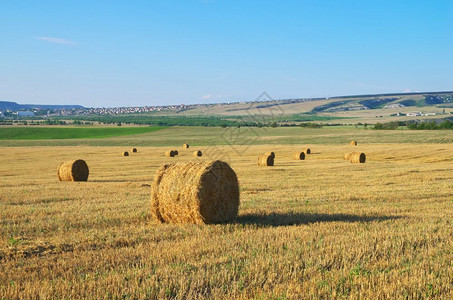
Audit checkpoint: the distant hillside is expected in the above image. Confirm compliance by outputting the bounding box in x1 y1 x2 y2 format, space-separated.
0 101 84 111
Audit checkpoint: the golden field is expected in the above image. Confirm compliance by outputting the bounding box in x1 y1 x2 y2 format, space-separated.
1 127 453 299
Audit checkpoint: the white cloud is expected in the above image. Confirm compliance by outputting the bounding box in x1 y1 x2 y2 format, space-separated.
34 37 76 45
201 94 213 99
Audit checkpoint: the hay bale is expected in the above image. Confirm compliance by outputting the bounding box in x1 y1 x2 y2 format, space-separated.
131 148 137 153
303 148 311 154
122 151 129 157
350 141 357 146
193 150 202 157
165 150 176 157
292 152 305 160
57 159 89 182
258 154 274 166
173 150 179 155
151 160 240 224
349 152 366 163
183 143 189 149
343 152 353 160
265 151 275 158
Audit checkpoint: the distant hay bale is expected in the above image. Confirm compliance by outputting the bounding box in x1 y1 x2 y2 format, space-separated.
151 160 239 224
303 148 311 154
131 148 137 153
193 150 202 157
292 152 305 160
57 159 89 182
183 143 189 149
265 151 275 158
350 141 357 146
165 150 176 157
349 152 366 163
122 151 129 156
258 154 274 166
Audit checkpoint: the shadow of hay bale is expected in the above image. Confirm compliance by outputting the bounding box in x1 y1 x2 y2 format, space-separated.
234 212 401 227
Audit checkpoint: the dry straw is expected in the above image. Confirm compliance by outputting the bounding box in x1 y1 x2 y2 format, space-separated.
122 151 129 156
151 160 240 224
303 148 311 154
292 152 305 160
350 141 358 146
183 143 189 149
348 152 366 163
343 152 352 160
258 154 274 166
193 150 202 157
57 159 89 182
265 151 275 158
131 148 137 153
165 150 176 157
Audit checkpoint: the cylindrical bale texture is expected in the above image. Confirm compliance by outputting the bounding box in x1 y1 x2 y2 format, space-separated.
349 152 366 163
350 141 357 146
193 150 202 157
265 151 275 158
292 152 305 160
131 148 138 153
258 154 274 166
183 144 189 149
303 148 311 154
57 159 89 182
122 151 129 156
151 160 240 224
165 150 176 157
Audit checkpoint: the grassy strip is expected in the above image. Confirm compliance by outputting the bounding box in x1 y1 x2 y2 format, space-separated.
0 126 167 140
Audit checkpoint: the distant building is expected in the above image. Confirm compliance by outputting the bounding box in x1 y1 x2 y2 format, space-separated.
17 111 35 117
407 112 422 117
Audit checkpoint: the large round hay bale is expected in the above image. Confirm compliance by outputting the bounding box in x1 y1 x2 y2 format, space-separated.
292 152 305 160
349 152 366 163
350 141 357 146
151 160 240 224
193 150 202 157
303 148 311 154
265 151 275 158
57 159 89 182
258 154 274 166
183 143 189 149
173 150 179 155
165 150 176 157
131 148 137 153
344 152 353 160
122 151 129 157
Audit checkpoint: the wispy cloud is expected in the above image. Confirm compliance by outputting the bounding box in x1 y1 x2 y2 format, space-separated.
202 94 213 99
34 36 76 45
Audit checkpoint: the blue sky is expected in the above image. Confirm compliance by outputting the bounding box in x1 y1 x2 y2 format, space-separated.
1 1 452 107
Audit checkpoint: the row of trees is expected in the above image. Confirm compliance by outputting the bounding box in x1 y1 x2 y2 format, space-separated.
374 120 453 130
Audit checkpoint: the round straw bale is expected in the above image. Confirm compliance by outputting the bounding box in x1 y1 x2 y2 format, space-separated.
183 143 189 149
57 159 89 182
344 152 353 160
165 150 175 157
265 151 275 158
122 151 129 156
173 150 179 155
292 152 305 160
303 148 311 154
349 152 366 163
131 148 137 153
151 160 239 224
258 154 274 166
350 141 357 146
193 150 202 157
